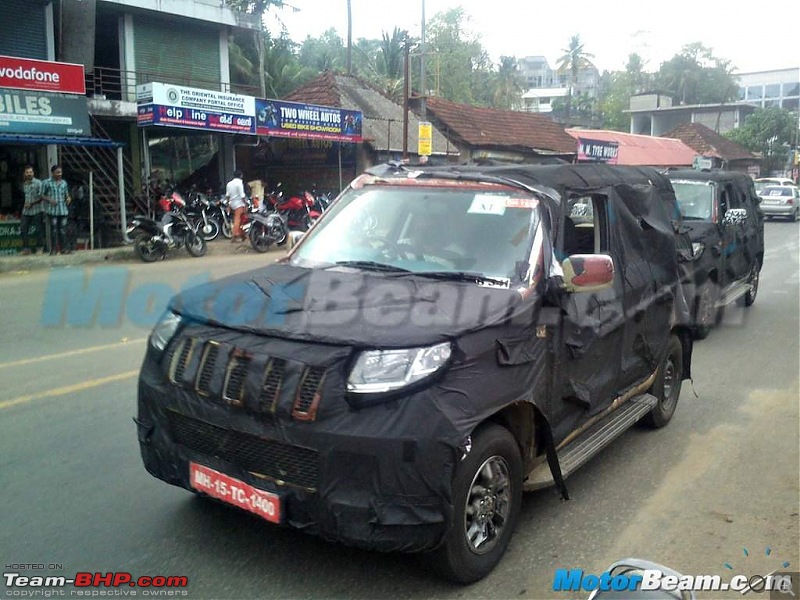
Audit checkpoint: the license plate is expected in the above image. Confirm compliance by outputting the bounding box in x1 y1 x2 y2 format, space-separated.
190 462 281 524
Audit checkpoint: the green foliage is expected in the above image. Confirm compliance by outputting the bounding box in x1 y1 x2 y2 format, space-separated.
597 53 653 131
726 107 798 173
298 28 345 72
654 43 737 105
493 56 524 110
556 34 595 119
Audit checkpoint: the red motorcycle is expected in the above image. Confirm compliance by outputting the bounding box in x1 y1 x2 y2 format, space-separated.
266 184 321 231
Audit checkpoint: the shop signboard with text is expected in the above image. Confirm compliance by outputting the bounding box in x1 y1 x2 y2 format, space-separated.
255 98 363 143
576 137 619 164
0 55 86 95
0 90 91 136
136 82 256 135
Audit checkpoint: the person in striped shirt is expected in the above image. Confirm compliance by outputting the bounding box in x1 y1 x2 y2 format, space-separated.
42 164 72 255
20 165 46 255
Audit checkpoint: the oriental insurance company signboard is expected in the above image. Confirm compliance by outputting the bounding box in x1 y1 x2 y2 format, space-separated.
0 55 86 95
136 82 257 135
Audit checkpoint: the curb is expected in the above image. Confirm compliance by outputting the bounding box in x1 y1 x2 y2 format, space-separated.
0 239 287 274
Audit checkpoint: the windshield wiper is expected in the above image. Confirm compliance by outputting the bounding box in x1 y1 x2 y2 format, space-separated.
331 260 412 273
413 271 511 287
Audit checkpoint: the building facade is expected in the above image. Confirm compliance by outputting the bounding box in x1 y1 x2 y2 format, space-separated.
517 55 600 114
736 68 800 112
626 93 757 137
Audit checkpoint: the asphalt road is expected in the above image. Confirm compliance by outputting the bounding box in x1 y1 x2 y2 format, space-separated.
1 223 798 600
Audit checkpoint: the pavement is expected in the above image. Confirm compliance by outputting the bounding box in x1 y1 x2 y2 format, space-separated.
0 221 798 599
0 238 282 274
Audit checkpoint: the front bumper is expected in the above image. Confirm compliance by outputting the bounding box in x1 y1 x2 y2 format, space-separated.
136 326 459 553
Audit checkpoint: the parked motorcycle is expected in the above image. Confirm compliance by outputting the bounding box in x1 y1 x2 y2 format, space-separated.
248 210 288 253
267 183 321 231
127 210 207 262
184 192 221 242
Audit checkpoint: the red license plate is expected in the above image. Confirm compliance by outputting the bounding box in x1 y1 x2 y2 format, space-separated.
190 462 281 524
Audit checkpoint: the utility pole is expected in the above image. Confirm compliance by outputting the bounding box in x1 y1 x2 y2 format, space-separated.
419 0 426 120
346 0 353 75
403 38 410 159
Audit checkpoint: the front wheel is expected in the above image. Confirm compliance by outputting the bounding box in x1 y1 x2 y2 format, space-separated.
198 218 221 241
737 259 760 307
429 424 522 583
185 232 207 257
220 218 232 239
693 279 720 340
249 220 284 253
643 335 683 428
133 233 163 263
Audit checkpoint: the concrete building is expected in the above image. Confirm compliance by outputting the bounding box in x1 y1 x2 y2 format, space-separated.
0 0 258 240
736 68 800 112
626 92 756 137
517 55 600 115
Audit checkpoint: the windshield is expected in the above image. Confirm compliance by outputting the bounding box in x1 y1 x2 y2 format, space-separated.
291 182 541 283
671 180 715 221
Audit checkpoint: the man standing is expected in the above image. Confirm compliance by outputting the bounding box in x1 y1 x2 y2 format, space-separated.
42 165 71 255
20 165 45 255
226 169 247 242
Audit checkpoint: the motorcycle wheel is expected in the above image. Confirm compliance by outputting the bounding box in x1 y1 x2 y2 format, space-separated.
199 218 221 242
134 234 164 263
185 232 207 257
249 221 282 253
220 219 232 239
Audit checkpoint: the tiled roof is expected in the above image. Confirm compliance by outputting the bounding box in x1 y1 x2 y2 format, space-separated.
566 128 697 167
663 122 756 162
423 97 577 154
284 72 454 155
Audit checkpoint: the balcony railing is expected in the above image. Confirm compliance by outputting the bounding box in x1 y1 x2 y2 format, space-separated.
84 66 261 101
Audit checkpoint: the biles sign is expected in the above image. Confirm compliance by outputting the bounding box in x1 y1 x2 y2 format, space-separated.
0 55 86 95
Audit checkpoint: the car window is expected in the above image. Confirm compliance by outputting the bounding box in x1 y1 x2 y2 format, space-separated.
671 180 715 221
563 194 609 255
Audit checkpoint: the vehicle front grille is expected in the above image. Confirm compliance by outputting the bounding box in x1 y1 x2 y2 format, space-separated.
260 358 286 413
293 367 326 421
167 410 319 490
169 338 197 384
195 342 220 396
222 353 250 406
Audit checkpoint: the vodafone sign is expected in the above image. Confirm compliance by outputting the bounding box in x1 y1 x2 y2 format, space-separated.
0 55 86 95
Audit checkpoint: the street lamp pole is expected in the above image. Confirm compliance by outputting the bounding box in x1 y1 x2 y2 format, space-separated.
420 0 426 120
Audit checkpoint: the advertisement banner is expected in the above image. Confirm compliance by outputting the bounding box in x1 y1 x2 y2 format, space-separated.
0 55 86 95
255 98 362 143
0 90 91 136
136 82 256 135
576 138 619 164
418 121 432 156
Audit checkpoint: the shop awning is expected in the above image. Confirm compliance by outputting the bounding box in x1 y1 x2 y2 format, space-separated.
0 134 123 148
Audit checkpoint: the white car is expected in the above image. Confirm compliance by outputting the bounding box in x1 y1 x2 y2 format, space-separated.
758 185 799 221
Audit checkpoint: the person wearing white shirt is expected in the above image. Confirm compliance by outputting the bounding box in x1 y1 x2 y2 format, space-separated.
226 170 247 242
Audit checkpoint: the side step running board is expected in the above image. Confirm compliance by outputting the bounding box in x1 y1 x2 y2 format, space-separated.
718 280 751 307
524 393 658 491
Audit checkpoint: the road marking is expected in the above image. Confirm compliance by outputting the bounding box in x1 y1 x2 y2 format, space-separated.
0 370 139 410
0 338 146 370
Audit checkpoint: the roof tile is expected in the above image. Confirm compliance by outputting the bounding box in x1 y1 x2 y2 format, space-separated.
663 122 755 162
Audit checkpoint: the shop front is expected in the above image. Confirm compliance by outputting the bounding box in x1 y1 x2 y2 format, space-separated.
0 54 122 254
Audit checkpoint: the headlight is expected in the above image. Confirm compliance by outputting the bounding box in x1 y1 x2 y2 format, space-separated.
692 242 705 259
347 342 452 395
150 311 182 352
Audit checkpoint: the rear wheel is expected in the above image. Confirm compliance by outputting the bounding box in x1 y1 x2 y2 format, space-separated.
693 279 720 340
220 219 232 239
133 234 163 263
429 424 522 583
185 232 207 257
790 210 798 223
643 335 683 428
249 220 285 253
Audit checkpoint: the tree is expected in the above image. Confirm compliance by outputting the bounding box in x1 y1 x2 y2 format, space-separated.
727 107 798 174
224 0 292 96
493 56 524 110
597 53 652 131
556 34 595 120
655 43 738 105
298 28 346 72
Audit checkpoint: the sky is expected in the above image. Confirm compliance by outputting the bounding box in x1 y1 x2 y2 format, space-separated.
269 0 800 74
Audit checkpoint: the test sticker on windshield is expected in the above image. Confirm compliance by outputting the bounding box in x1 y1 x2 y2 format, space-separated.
468 195 507 215
505 197 538 209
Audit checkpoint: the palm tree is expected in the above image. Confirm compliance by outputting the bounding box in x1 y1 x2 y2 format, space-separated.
493 56 524 110
556 34 595 120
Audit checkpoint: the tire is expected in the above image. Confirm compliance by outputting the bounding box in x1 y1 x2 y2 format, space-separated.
791 210 798 223
737 259 760 307
199 218 221 242
220 219 232 239
643 335 683 428
692 279 720 340
185 232 207 257
429 424 523 583
133 233 163 263
249 220 283 253
765 216 773 221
